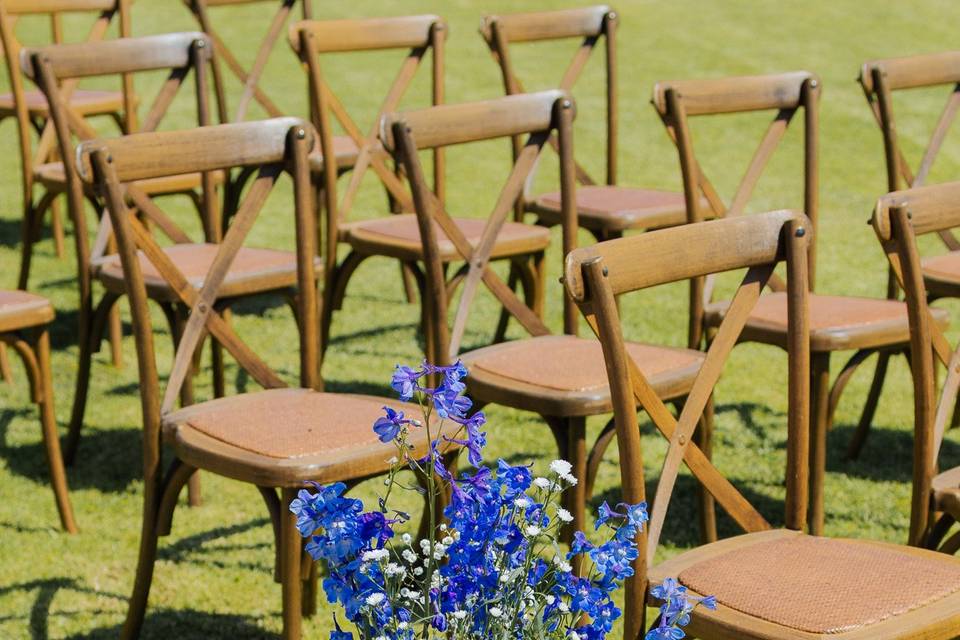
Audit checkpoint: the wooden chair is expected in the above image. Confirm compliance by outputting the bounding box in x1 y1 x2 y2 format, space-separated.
652 71 949 535
21 32 225 465
873 181 960 554
288 15 448 355
480 5 702 241
565 209 960 640
185 0 312 123
78 118 458 639
382 90 709 552
0 290 76 533
0 0 131 280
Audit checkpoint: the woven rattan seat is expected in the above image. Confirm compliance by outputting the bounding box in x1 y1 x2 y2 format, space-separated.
534 186 711 233
461 335 703 417
0 290 55 333
162 388 448 485
346 213 551 262
654 530 960 636
0 88 123 116
704 292 950 352
307 134 361 173
95 244 316 303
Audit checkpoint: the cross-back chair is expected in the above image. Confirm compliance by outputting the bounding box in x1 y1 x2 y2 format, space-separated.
21 32 226 466
873 181 960 554
185 0 312 123
0 0 131 278
79 118 460 640
652 71 949 535
288 15 448 355
566 209 960 640
479 5 700 242
382 90 711 555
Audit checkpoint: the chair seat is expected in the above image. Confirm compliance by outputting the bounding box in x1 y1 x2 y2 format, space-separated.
162 388 454 486
0 290 54 333
532 185 711 233
0 89 123 117
35 161 212 195
650 529 960 639
345 213 551 262
922 251 960 298
308 135 361 173
95 243 319 302
703 292 950 352
461 334 703 417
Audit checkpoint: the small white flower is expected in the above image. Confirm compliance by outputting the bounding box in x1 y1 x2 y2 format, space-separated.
453 611 468 620
398 622 408 630
365 592 385 606
514 497 531 509
550 459 573 476
569 631 580 640
402 549 417 563
500 573 510 583
413 567 424 576
434 543 446 554
525 525 541 536
385 563 406 577
562 473 578 486
533 477 551 489
419 539 431 550
442 536 454 546
401 533 412 544
439 523 448 531
489 607 503 618
558 561 572 572
362 549 389 562
400 588 409 597
557 507 574 522
546 595 556 605
558 602 570 613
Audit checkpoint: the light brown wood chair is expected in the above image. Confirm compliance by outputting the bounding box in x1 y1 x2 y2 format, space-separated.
184 0 313 123
652 71 949 535
480 6 703 242
21 32 226 465
0 290 76 533
566 209 960 640
78 118 458 640
0 0 131 283
382 90 709 550
873 181 960 554
288 15 447 354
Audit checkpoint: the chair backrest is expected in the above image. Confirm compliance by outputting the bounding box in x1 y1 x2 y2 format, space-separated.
564 208 811 640
381 90 576 362
289 15 446 277
872 181 960 547
185 0 313 122
860 52 960 251
76 117 317 484
0 0 132 208
651 71 819 347
21 32 216 302
479 6 617 188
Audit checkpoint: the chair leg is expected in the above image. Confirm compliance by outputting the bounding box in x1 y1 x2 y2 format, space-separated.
120 501 162 640
280 487 303 640
170 304 202 508
18 204 38 290
846 351 891 460
809 352 831 536
108 304 123 368
301 555 318 618
695 395 717 544
400 262 418 305
492 263 520 344
0 342 12 383
50 197 65 259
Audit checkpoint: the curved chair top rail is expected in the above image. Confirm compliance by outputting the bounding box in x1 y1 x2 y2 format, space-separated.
478 5 613 43
564 209 807 301
873 181 960 242
76 117 312 184
2 0 118 15
202 0 276 5
651 70 818 116
288 14 445 55
20 31 210 80
860 51 960 93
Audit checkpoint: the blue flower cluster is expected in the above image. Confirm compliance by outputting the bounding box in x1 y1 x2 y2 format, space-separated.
644 578 717 640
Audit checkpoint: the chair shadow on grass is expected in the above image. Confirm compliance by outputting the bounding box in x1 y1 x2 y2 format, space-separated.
157 517 274 575
826 423 960 483
0 577 128 640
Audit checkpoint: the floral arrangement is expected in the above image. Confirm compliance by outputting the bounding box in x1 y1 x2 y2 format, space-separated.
291 362 714 639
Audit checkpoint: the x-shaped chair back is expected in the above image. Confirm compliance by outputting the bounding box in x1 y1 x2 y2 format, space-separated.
381 90 577 362
186 0 312 123
22 32 216 303
76 118 318 475
289 15 446 271
480 5 617 191
873 181 960 549
564 209 811 640
0 0 132 211
861 52 960 251
652 71 819 346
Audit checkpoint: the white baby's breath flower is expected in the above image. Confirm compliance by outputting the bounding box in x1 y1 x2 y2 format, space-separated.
385 563 406 577
439 523 448 531
546 595 556 605
419 539 431 550
413 567 424 576
569 631 580 640
453 610 468 620
514 497 531 509
558 561 572 572
362 549 389 562
402 549 417 563
550 459 573 476
558 602 570 613
562 473 578 486
401 533 412 544
442 536 454 546
525 525 541 536
365 593 385 606
557 507 574 522
533 477 551 489
398 622 408 630
489 607 503 618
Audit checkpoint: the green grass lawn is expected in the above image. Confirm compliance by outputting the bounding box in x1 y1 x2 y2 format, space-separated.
3 0 960 637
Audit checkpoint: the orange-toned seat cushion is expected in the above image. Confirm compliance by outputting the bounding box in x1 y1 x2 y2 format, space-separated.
95 243 319 302
676 533 960 634
308 135 362 173
534 185 710 233
0 89 123 116
0 290 54 333
922 251 960 297
462 335 703 417
704 291 950 351
346 213 550 262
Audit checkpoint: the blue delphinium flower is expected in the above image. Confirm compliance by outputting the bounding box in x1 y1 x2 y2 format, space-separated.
372 406 411 443
496 459 532 498
390 364 422 400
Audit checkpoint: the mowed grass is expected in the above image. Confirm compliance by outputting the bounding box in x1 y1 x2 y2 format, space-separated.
3 0 960 637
